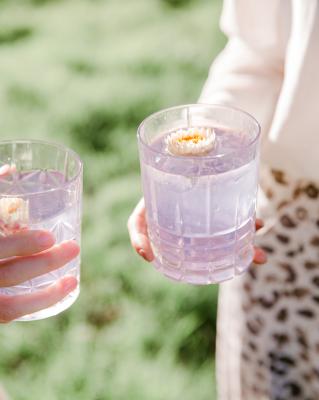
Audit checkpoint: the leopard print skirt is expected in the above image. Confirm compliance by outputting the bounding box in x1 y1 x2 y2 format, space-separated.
217 166 319 400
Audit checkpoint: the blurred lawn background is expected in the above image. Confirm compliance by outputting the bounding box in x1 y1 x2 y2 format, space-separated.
0 0 226 399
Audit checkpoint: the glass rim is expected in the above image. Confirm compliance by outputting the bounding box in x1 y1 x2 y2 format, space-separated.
137 103 261 160
0 139 83 196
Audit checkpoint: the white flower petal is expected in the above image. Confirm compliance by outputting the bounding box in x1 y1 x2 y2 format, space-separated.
165 127 215 156
0 198 29 234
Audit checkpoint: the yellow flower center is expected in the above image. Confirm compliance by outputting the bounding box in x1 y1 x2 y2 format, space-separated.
176 133 205 144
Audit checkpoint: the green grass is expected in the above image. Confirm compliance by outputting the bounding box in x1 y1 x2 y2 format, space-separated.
0 0 226 398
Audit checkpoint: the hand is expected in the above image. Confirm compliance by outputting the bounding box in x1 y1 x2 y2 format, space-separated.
0 231 79 323
128 198 267 264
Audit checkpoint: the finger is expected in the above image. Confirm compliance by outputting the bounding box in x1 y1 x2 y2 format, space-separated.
0 230 55 259
253 247 267 264
127 198 154 262
0 165 11 177
0 240 80 287
136 233 154 262
255 219 264 231
0 276 78 322
0 164 16 177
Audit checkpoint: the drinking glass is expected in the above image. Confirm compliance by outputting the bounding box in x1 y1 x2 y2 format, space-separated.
138 104 260 284
0 140 82 320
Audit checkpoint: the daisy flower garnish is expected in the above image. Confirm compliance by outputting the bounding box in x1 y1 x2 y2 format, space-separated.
0 197 29 235
165 127 215 156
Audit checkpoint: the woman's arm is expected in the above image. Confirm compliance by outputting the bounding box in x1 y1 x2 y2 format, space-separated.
200 0 288 136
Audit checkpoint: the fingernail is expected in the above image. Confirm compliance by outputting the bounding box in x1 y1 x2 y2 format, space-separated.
256 250 267 264
138 249 147 261
37 232 54 247
256 219 264 229
63 278 77 292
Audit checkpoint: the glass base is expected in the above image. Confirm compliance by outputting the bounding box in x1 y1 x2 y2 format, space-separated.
153 256 253 285
15 286 80 322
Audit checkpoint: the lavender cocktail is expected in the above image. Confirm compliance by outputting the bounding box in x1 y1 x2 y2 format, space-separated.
0 140 82 320
138 104 260 285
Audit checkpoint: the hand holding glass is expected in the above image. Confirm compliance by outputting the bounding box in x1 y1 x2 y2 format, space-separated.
0 141 82 321
137 104 261 284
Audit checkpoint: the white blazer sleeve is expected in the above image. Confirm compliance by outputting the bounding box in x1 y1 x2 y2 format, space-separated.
199 0 288 136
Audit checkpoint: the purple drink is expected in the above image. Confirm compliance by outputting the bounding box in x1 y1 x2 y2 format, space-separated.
138 105 260 285
0 140 82 320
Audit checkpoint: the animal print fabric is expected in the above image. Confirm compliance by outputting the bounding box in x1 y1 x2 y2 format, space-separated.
216 166 319 400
